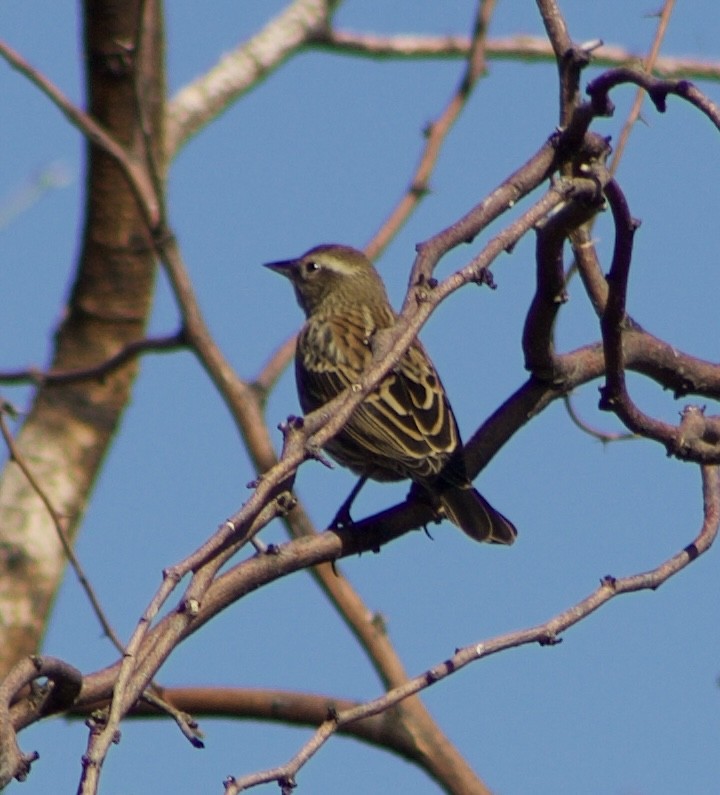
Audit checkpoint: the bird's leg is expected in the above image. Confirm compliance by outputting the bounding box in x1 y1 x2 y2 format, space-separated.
330 476 368 529
408 482 445 524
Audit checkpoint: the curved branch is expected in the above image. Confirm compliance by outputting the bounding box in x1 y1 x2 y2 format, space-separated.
522 136 610 379
586 67 720 131
599 179 720 462
0 656 82 788
223 464 719 793
562 395 638 444
74 687 436 776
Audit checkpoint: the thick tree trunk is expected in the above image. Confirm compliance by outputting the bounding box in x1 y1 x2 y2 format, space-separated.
0 0 165 674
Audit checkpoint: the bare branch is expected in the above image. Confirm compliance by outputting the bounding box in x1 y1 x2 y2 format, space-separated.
0 656 82 789
598 179 720 462
609 0 677 174
365 0 497 260
0 332 186 387
562 396 639 444
73 686 455 779
586 67 720 130
312 31 720 83
164 0 341 158
224 464 719 793
522 134 610 380
0 39 161 227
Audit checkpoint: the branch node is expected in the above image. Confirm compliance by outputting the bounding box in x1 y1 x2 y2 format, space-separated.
562 44 592 70
578 38 604 56
415 285 430 304
414 273 438 291
538 632 562 647
279 775 297 793
647 86 669 113
179 598 201 617
275 491 297 516
597 384 616 412
305 443 334 469
425 669 440 684
162 565 183 586
410 180 430 198
471 267 497 289
13 751 39 783
278 415 304 436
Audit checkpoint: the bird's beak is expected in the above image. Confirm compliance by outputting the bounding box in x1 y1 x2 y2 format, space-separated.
263 258 297 278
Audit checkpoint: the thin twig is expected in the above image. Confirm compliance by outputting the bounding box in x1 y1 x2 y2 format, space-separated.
139 690 205 748
252 335 296 395
0 39 160 228
365 0 497 260
312 31 720 83
609 0 677 174
0 332 186 387
563 395 638 444
0 412 125 654
0 162 72 228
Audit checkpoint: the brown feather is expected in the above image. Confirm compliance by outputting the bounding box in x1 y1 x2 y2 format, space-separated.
266 244 517 545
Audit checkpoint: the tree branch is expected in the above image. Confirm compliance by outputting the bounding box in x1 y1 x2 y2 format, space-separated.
164 0 342 158
0 332 186 387
599 179 720 462
223 464 719 792
365 0 497 260
310 31 720 83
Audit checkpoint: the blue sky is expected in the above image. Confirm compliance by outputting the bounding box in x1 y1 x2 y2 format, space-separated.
1 2 719 793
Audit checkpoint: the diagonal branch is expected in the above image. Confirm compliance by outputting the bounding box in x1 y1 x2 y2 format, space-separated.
365 0 497 260
609 0 677 174
0 412 124 652
0 39 161 227
164 0 342 158
224 463 719 793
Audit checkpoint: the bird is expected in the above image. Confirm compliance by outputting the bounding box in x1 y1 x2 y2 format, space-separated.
264 243 516 545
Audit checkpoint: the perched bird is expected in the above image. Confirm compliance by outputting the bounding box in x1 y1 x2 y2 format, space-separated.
264 244 516 545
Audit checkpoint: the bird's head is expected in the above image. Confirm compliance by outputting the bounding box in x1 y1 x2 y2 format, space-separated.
264 244 388 317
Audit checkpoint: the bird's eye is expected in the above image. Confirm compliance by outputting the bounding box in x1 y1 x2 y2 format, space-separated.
304 261 320 276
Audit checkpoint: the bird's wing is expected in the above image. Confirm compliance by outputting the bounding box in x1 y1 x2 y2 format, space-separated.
297 314 460 479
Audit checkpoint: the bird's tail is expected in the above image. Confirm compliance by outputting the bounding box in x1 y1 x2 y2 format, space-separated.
440 486 517 545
